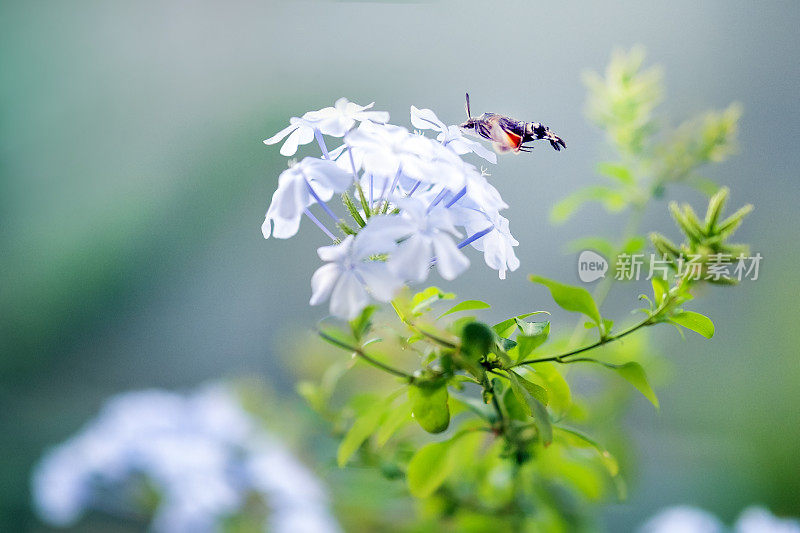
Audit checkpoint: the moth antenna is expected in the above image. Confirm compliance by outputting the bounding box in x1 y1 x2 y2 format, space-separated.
465 92 471 118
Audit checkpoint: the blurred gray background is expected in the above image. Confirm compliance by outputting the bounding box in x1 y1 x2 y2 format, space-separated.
1 0 798 530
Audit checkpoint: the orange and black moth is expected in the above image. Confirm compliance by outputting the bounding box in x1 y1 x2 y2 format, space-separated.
460 93 566 153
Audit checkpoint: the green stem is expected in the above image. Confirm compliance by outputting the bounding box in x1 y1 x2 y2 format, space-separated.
317 331 414 380
512 316 652 367
513 278 687 368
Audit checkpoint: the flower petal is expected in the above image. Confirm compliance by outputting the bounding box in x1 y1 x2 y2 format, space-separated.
263 122 298 145
410 106 446 132
432 234 470 280
310 263 342 306
280 125 315 156
317 235 353 262
329 271 370 320
389 234 433 283
357 262 401 302
268 214 302 239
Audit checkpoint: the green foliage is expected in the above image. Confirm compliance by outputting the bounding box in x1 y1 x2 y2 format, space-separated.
529 275 604 334
649 187 753 284
438 299 491 319
406 439 460 497
670 311 715 339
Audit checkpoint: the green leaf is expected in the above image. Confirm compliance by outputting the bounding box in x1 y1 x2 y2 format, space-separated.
515 319 550 359
651 277 669 306
507 371 552 445
438 299 490 319
530 364 572 416
503 387 528 421
350 305 377 341
407 439 459 498
530 275 603 329
409 382 450 434
595 360 659 409
492 312 549 338
461 321 494 360
411 286 455 314
597 161 635 185
337 398 391 467
556 426 620 477
669 311 715 338
376 400 412 447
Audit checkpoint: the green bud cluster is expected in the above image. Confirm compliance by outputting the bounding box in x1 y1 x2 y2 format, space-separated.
650 187 753 284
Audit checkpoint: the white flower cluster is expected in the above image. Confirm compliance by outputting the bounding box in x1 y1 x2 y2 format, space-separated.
638 505 800 533
262 98 520 320
31 384 340 533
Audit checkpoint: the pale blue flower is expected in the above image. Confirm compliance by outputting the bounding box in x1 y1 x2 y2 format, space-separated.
264 98 388 156
451 206 519 279
344 121 469 191
361 199 469 283
310 234 402 320
261 158 352 239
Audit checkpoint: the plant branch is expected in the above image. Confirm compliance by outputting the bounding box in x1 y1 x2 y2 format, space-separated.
317 331 414 380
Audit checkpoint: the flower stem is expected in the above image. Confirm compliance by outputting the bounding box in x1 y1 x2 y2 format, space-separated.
511 317 652 367
314 128 330 159
303 209 336 241
458 226 493 249
304 179 339 222
445 186 467 208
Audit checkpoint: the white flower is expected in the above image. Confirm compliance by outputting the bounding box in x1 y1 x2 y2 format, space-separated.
345 122 468 191
264 98 389 156
735 506 800 533
261 158 352 239
410 105 497 164
31 384 341 533
310 234 402 320
362 199 469 283
264 117 320 157
453 207 520 279
637 506 725 533
303 97 389 137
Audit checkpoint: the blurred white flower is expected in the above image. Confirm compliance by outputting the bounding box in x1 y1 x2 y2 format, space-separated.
261 157 352 240
31 384 341 533
264 98 389 156
310 234 402 320
638 506 725 533
410 105 497 164
362 199 469 283
638 505 800 533
735 506 800 533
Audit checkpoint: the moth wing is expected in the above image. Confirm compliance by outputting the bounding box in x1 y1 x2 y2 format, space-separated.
488 118 523 152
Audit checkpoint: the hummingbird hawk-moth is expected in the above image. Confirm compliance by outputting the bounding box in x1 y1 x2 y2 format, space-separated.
459 93 566 154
